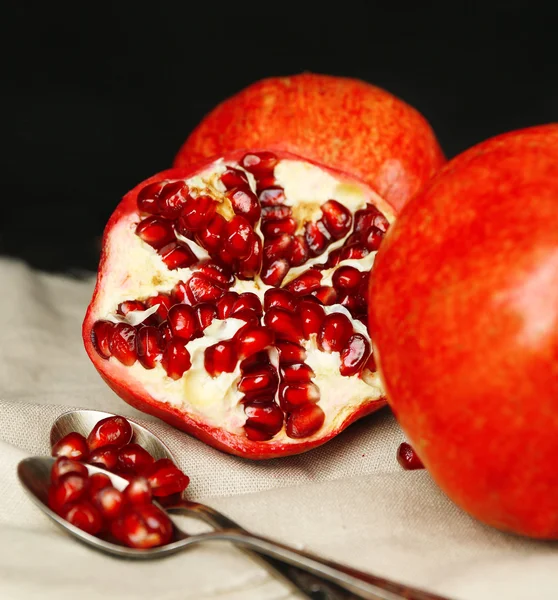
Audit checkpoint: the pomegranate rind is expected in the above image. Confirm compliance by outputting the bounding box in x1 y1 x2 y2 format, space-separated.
174 73 445 213
84 149 392 459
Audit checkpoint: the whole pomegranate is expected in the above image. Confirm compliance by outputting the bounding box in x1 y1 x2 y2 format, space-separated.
84 150 396 459
173 73 446 212
369 124 558 538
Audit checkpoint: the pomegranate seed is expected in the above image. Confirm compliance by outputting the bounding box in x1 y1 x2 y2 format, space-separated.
89 445 119 471
91 320 115 359
354 207 376 232
137 181 163 215
280 362 315 383
124 476 153 505
117 443 155 475
317 313 353 353
240 151 278 179
51 432 89 461
324 247 342 268
279 382 320 410
205 340 237 377
260 258 290 287
197 261 236 285
264 233 293 261
338 292 359 314
51 457 88 485
263 205 292 220
332 266 363 291
195 303 217 330
62 501 103 535
48 473 88 513
238 365 279 396
158 320 173 344
177 194 217 232
259 187 286 206
286 404 325 439
168 304 198 341
118 300 146 316
88 473 112 496
109 323 138 366
289 235 310 267
230 309 260 327
136 325 163 369
373 212 389 233
364 226 384 251
111 504 173 549
231 292 263 316
162 339 191 379
186 274 225 304
195 213 226 252
87 416 133 452
157 181 190 219
339 334 371 377
397 442 425 470
263 288 298 313
235 326 275 360
216 291 239 319
240 350 270 370
136 217 175 250
264 307 303 342
275 341 307 363
304 220 331 257
340 244 369 261
221 166 249 190
244 401 283 438
244 425 274 441
299 300 325 339
92 486 125 521
321 200 352 239
311 286 338 305
224 215 254 259
238 237 263 279
285 269 322 296
147 461 190 497
256 175 277 193
159 241 197 270
226 188 261 223
261 218 297 238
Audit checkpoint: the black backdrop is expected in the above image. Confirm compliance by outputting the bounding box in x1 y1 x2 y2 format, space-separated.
4 2 557 273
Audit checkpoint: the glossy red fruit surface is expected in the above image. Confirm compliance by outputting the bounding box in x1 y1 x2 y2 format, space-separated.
369 124 558 539
174 73 445 212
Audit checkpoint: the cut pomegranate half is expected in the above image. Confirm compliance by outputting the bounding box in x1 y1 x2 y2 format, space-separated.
83 150 395 459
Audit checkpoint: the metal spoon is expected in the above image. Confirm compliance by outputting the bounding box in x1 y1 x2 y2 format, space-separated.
47 409 450 600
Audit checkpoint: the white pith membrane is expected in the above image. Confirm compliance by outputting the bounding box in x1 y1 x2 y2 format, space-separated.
89 154 392 446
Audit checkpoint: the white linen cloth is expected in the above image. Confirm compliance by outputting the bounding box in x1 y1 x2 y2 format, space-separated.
0 256 556 600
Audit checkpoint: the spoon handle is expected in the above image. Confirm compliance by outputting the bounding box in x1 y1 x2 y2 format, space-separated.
197 529 451 600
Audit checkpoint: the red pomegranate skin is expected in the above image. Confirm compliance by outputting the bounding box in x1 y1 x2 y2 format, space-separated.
173 73 446 213
83 149 391 460
369 124 558 538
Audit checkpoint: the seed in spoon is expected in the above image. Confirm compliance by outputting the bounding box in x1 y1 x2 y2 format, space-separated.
87 416 133 451
51 432 90 461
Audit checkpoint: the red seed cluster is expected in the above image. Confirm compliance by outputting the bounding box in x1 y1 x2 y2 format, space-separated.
49 416 190 548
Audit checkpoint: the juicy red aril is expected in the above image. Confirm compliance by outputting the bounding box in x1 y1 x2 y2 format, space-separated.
91 320 115 359
279 382 320 410
221 166 249 190
195 303 217 330
195 213 225 252
244 401 283 440
111 504 173 549
332 266 363 291
92 486 125 521
260 258 290 286
397 442 425 470
264 307 303 342
159 241 197 270
118 300 145 316
217 291 239 319
89 445 119 471
88 473 112 496
51 457 88 485
62 501 103 535
159 321 173 344
177 194 217 232
168 304 198 341
259 187 286 206
275 341 307 363
318 313 353 353
136 217 175 250
157 181 190 219
137 326 163 369
235 326 274 360
87 416 133 452
137 181 163 215
162 339 191 380
286 404 325 439
145 294 173 321
261 218 297 238
321 200 352 239
280 362 315 383
285 269 322 296
263 205 292 220
124 476 152 505
237 237 263 279
339 333 371 377
264 233 293 261
204 340 237 377
238 365 279 396
299 300 325 338
117 443 155 475
226 188 261 224
364 226 384 251
232 309 260 326
289 235 310 267
263 288 298 312
312 286 338 305
195 261 235 286
224 215 254 259
340 244 369 262
240 151 278 179
186 274 226 304
305 220 331 257
109 323 138 366
147 462 190 497
51 432 89 461
231 292 263 316
48 473 88 513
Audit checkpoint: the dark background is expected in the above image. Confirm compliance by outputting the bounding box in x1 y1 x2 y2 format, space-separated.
4 2 557 274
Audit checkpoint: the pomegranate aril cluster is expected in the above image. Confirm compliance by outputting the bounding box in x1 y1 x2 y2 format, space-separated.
50 415 190 548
